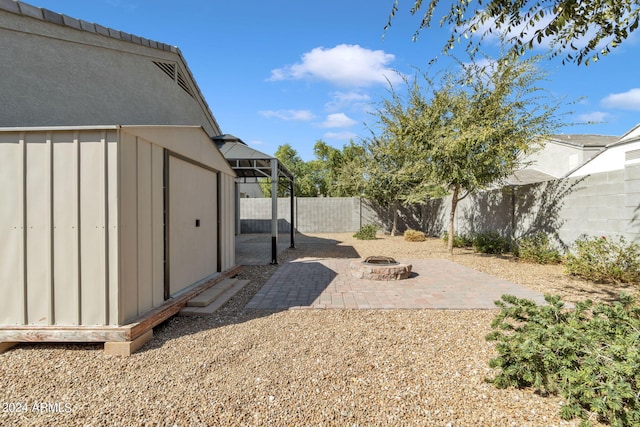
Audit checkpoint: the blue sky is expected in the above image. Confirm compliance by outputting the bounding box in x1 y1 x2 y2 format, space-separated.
26 0 640 160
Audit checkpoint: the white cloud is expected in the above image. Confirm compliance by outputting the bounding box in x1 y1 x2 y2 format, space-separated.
324 130 358 140
259 109 316 121
578 111 609 123
320 113 357 128
269 44 404 87
325 91 372 111
601 88 640 111
248 139 264 145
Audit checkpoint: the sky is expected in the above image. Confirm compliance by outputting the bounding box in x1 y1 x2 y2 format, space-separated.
24 0 640 161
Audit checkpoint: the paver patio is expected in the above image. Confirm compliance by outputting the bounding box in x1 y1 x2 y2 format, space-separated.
245 257 548 310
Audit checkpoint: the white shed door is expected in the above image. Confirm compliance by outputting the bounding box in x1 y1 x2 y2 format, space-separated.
168 156 217 296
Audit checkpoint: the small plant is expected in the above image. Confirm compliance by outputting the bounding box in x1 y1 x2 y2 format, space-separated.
404 229 426 242
515 233 562 264
565 235 640 283
353 224 377 240
472 232 509 254
487 293 640 426
441 231 473 248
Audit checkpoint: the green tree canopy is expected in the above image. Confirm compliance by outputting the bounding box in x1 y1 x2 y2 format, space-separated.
368 53 566 251
386 0 640 64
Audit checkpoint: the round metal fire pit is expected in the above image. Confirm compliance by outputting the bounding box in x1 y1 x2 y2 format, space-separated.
350 256 412 281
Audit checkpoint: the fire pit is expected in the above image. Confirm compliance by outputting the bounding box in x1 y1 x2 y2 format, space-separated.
350 256 412 281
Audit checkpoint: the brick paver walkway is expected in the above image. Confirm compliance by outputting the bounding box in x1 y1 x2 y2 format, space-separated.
245 257 547 310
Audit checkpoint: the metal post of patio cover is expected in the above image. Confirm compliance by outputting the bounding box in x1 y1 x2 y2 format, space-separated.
290 178 295 249
271 158 278 264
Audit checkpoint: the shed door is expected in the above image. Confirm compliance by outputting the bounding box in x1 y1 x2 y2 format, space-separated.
168 156 217 296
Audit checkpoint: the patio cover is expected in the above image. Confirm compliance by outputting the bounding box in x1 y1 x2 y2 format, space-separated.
213 134 294 263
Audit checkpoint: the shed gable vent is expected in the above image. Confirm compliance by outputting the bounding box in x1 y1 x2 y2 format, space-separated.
626 149 640 162
153 61 195 99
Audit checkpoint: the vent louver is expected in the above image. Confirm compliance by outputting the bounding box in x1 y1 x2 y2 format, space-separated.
626 149 640 162
153 61 195 99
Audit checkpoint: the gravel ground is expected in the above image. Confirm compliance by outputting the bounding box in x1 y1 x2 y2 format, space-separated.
2 233 631 427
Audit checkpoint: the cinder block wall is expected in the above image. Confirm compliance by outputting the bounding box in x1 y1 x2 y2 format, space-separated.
239 166 640 247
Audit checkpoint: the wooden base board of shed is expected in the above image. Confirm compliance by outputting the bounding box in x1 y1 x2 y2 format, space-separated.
0 265 242 356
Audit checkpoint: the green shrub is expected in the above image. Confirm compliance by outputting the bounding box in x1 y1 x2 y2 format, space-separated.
404 229 426 242
565 235 640 283
353 224 377 240
472 232 509 254
515 233 562 264
487 293 640 426
441 231 473 248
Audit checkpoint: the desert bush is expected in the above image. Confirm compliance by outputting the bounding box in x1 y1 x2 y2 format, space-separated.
565 235 640 283
441 231 473 248
472 232 509 254
515 233 562 264
404 229 426 242
487 293 640 426
353 224 377 240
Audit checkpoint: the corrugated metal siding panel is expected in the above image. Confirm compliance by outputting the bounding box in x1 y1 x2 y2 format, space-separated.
79 131 107 325
136 140 153 314
117 135 166 324
25 132 52 325
52 132 79 325
220 173 236 270
0 129 119 327
0 132 25 325
118 132 139 323
151 144 165 308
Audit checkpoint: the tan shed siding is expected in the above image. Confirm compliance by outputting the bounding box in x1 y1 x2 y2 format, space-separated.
136 140 154 314
79 131 108 325
52 132 79 325
168 156 218 295
219 173 236 270
107 137 120 325
25 132 52 325
118 131 138 323
151 144 165 308
0 132 25 325
0 129 118 327
117 134 166 324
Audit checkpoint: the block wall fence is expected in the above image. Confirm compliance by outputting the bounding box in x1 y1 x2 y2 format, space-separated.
239 164 640 248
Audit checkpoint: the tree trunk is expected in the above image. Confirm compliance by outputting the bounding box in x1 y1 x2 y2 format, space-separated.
448 184 460 255
391 199 399 236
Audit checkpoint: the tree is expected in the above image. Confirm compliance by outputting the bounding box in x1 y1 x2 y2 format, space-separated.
356 79 442 236
260 142 366 197
386 0 640 65
312 140 366 197
260 144 319 197
386 54 565 253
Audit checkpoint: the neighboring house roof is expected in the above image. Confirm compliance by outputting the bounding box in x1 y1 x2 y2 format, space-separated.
0 0 222 136
503 169 557 186
547 134 618 148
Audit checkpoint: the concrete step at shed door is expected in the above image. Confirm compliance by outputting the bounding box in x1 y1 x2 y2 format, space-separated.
179 279 249 316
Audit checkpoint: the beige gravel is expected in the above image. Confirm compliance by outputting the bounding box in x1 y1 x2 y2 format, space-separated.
2 233 630 426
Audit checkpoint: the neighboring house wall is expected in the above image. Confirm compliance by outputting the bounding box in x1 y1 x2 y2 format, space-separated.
523 141 598 177
0 4 220 136
569 140 640 177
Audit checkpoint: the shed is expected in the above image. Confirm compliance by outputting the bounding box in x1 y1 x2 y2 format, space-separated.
0 125 239 354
